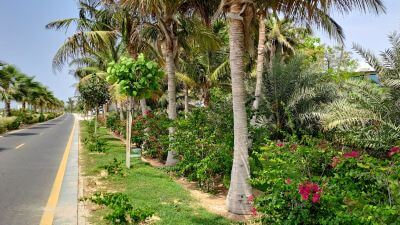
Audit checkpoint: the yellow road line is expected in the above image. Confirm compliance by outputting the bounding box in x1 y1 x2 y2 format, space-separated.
15 143 25 149
39 118 76 225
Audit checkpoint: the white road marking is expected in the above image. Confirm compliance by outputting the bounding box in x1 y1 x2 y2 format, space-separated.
15 143 25 149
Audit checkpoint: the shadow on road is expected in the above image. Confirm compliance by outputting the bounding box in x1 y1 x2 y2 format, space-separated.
7 133 38 137
29 126 51 129
0 148 10 152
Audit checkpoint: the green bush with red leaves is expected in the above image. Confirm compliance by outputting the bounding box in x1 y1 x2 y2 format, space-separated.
251 139 400 224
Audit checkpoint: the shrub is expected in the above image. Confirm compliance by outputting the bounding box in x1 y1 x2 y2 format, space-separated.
7 117 21 130
171 93 234 191
140 112 170 160
101 158 125 176
251 140 400 224
84 120 107 152
38 113 45 122
85 192 154 224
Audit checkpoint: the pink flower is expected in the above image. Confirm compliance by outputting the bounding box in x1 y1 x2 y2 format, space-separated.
247 195 254 203
285 178 292 185
343 151 360 158
312 193 321 203
298 182 322 203
250 207 257 216
276 141 284 147
388 146 400 157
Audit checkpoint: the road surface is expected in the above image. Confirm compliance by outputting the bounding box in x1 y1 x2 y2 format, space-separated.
0 114 75 225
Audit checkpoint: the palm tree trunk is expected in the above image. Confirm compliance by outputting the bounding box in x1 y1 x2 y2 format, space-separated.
184 84 189 118
226 2 252 215
163 43 178 166
252 12 266 111
140 99 147 117
5 101 11 117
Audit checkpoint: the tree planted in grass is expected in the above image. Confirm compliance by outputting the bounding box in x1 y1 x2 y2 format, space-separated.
107 54 164 168
78 74 110 133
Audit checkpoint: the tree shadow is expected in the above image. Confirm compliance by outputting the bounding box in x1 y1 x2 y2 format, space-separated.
0 147 11 152
7 133 38 137
29 126 50 129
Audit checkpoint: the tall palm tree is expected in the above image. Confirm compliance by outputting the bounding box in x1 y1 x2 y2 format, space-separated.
218 0 385 215
0 65 19 116
120 0 185 166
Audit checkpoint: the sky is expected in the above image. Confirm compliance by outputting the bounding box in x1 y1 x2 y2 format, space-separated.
0 0 399 103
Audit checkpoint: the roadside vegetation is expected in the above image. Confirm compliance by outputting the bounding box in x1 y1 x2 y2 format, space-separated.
0 63 63 134
53 0 400 224
80 120 232 225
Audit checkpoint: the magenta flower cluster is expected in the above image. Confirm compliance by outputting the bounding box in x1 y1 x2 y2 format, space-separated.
298 182 322 203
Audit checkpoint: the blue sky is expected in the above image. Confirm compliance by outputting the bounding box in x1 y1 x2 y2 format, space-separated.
0 0 399 102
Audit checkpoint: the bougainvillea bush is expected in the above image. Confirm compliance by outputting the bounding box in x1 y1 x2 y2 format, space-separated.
251 140 400 224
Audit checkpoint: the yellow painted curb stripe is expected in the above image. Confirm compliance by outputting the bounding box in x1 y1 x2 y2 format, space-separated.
39 118 76 225
15 143 25 149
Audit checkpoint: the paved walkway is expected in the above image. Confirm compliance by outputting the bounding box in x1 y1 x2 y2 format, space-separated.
54 115 79 225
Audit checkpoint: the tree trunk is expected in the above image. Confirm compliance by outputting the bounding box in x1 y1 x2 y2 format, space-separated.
95 106 99 134
5 101 11 117
163 43 178 166
140 99 148 117
226 2 252 215
252 12 266 111
119 102 125 121
125 98 132 168
103 103 108 121
184 84 189 118
22 101 26 111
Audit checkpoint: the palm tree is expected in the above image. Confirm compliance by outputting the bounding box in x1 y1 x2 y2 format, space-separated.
251 0 384 112
218 0 385 215
67 97 75 112
0 65 19 116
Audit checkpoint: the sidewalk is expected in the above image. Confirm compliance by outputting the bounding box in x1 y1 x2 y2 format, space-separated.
53 116 79 225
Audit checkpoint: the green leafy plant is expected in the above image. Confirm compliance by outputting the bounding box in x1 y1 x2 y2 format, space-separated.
171 91 234 191
107 54 164 99
251 140 400 224
102 158 125 176
85 192 154 224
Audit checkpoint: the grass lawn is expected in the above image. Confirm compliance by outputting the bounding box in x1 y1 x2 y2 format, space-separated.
80 121 234 225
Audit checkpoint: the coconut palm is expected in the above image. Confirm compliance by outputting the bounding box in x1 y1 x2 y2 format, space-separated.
217 0 385 215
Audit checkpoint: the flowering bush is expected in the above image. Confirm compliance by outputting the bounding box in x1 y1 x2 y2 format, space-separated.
251 140 400 224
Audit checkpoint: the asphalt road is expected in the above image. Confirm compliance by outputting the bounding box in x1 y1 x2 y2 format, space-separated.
0 114 75 225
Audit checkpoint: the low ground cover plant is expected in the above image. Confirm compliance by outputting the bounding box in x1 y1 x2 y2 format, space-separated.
251 139 400 224
85 192 154 224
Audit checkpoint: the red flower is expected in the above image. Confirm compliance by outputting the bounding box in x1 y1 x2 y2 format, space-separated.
247 195 254 203
298 182 322 203
343 151 360 158
290 144 298 151
388 146 400 157
331 156 341 168
276 141 284 147
312 193 321 203
250 207 257 216
285 178 292 185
